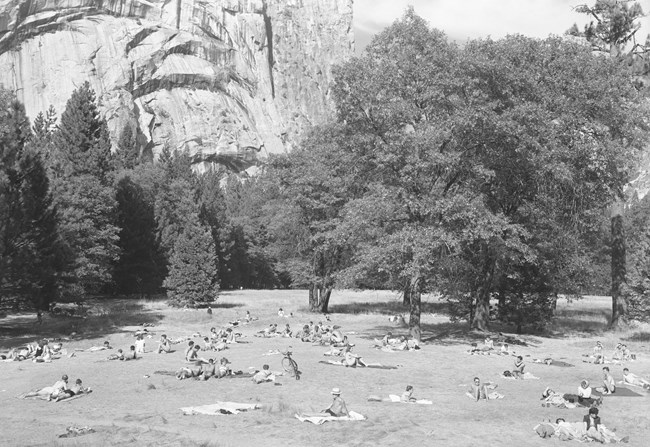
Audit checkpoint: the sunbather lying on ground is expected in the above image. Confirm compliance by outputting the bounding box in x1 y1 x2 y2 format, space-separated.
177 361 204 380
256 324 279 337
79 341 112 352
561 380 601 407
621 368 650 389
55 379 92 402
466 377 502 401
252 364 283 384
534 416 628 443
107 349 125 361
20 375 70 401
368 385 425 403
467 338 495 355
540 387 577 409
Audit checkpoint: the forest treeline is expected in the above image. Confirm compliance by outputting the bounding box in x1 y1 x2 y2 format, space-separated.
1 3 650 336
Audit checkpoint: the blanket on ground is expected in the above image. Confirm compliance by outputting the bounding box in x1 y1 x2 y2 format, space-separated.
593 387 643 397
180 402 261 415
294 410 366 425
368 395 432 404
318 360 398 370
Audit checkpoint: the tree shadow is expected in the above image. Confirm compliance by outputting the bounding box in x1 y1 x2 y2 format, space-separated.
356 322 539 347
624 332 650 342
0 301 163 350
328 300 449 315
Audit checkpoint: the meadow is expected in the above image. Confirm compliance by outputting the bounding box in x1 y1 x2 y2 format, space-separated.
1 290 649 446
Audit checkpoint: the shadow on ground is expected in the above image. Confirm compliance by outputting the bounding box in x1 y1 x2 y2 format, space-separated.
328 300 448 315
0 301 163 350
358 322 540 347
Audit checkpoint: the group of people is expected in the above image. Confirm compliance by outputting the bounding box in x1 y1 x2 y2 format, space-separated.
1 339 64 363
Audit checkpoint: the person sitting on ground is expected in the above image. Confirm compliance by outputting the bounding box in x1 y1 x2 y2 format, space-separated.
499 343 511 355
621 368 650 389
583 407 605 443
107 349 125 361
512 356 525 379
207 306 212 315
323 388 349 417
467 377 501 402
252 364 283 384
282 324 293 338
187 344 209 363
332 335 351 349
278 308 285 317
198 358 216 380
184 341 195 361
209 327 219 341
202 336 213 351
125 345 137 360
33 340 53 363
562 380 601 407
157 335 172 354
331 326 345 344
406 335 420 350
601 366 616 394
134 335 145 354
216 357 232 378
593 341 603 356
295 325 312 342
225 328 238 344
342 345 367 367
401 385 416 402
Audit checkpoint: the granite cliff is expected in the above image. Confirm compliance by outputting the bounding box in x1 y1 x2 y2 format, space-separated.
0 0 354 169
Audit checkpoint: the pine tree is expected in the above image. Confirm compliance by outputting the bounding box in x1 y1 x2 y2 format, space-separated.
47 83 120 298
114 174 165 295
163 205 219 307
51 81 114 183
115 125 140 170
10 148 70 309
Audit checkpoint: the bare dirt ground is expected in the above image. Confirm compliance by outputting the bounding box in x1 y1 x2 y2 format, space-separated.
1 290 649 447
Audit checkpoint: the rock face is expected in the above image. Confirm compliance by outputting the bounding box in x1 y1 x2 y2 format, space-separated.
0 0 354 169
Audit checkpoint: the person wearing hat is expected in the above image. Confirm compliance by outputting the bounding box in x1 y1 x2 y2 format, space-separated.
323 388 349 417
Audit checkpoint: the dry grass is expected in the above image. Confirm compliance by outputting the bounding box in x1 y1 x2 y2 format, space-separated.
2 290 649 446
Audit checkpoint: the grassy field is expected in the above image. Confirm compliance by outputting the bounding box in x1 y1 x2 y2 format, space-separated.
1 290 649 446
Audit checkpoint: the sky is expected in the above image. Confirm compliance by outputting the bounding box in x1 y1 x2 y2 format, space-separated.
353 0 650 52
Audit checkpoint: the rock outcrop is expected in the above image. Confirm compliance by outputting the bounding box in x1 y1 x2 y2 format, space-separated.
0 0 354 169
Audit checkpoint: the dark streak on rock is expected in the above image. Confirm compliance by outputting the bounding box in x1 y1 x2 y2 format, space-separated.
262 0 274 98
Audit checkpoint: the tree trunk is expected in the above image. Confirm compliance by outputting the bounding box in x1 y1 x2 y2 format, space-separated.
472 254 496 331
408 276 422 342
319 287 333 313
497 285 506 321
308 283 319 312
402 282 411 306
610 202 628 329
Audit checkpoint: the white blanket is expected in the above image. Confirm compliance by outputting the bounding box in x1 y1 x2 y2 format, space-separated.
294 410 366 425
180 402 260 415
387 394 432 404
